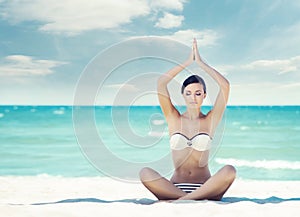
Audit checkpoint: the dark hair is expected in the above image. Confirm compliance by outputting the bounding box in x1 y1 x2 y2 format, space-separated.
181 75 206 94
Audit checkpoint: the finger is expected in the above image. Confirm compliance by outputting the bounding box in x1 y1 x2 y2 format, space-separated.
192 46 195 60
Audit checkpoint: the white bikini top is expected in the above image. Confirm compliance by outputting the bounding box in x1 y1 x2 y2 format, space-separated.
170 132 212 151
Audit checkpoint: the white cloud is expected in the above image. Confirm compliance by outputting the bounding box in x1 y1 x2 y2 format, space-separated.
163 29 220 46
230 82 300 105
279 82 300 89
155 12 184 29
127 29 220 49
216 55 300 105
0 0 190 35
219 55 300 78
0 0 191 35
242 56 300 74
150 0 187 11
0 0 150 35
0 55 67 76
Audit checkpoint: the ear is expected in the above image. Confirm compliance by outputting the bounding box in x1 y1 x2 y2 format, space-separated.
203 93 207 99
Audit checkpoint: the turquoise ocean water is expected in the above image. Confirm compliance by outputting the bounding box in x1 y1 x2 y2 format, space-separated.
0 105 299 181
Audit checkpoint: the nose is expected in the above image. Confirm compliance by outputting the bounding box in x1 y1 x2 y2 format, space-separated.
193 94 197 101
190 94 197 104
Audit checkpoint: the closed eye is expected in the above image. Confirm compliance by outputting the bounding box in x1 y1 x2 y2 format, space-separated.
185 90 203 96
185 91 191 96
195 91 202 96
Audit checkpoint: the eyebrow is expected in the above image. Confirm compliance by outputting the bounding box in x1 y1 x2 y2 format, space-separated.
186 90 202 92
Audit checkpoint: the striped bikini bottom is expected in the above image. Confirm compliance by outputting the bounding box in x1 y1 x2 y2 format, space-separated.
174 183 202 193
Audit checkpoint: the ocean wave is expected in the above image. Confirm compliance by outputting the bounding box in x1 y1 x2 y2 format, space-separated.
151 119 165 125
53 110 65 115
0 113 4 118
240 126 250 131
147 131 168 137
215 158 300 170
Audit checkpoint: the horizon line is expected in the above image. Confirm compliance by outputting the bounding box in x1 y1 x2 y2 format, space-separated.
1 104 300 107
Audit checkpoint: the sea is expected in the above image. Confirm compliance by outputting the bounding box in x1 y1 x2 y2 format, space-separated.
0 105 299 181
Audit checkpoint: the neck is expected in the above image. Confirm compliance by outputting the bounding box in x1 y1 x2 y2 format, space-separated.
185 107 201 120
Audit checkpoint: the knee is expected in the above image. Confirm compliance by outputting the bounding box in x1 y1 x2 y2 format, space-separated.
222 165 236 182
139 167 153 182
139 167 161 183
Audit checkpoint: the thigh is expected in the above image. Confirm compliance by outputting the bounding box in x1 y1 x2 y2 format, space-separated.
205 165 236 200
139 167 186 200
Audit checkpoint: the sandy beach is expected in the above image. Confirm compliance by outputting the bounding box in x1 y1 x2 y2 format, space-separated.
0 176 299 217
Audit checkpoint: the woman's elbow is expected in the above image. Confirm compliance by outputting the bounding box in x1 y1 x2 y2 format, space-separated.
221 79 230 92
157 75 169 87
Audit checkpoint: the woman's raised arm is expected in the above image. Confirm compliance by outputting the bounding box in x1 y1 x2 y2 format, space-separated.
193 39 230 131
157 48 194 120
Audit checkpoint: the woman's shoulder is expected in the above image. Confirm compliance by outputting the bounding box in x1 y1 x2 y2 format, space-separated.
165 112 182 128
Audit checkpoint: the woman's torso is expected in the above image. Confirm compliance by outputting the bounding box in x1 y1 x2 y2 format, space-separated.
168 113 212 184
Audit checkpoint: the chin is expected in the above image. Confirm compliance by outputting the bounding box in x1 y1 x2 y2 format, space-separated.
187 104 200 108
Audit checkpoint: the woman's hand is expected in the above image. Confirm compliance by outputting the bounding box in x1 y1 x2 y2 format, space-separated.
183 38 204 66
192 38 203 64
184 43 195 66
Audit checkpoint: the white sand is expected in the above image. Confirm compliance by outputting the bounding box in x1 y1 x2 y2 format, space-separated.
0 176 299 217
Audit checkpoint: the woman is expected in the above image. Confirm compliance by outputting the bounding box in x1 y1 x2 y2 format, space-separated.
139 38 236 201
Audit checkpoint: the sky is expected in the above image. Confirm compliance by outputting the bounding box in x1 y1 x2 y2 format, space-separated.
0 0 300 105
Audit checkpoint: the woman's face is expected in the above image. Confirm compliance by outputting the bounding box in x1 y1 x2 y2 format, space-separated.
183 83 206 108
